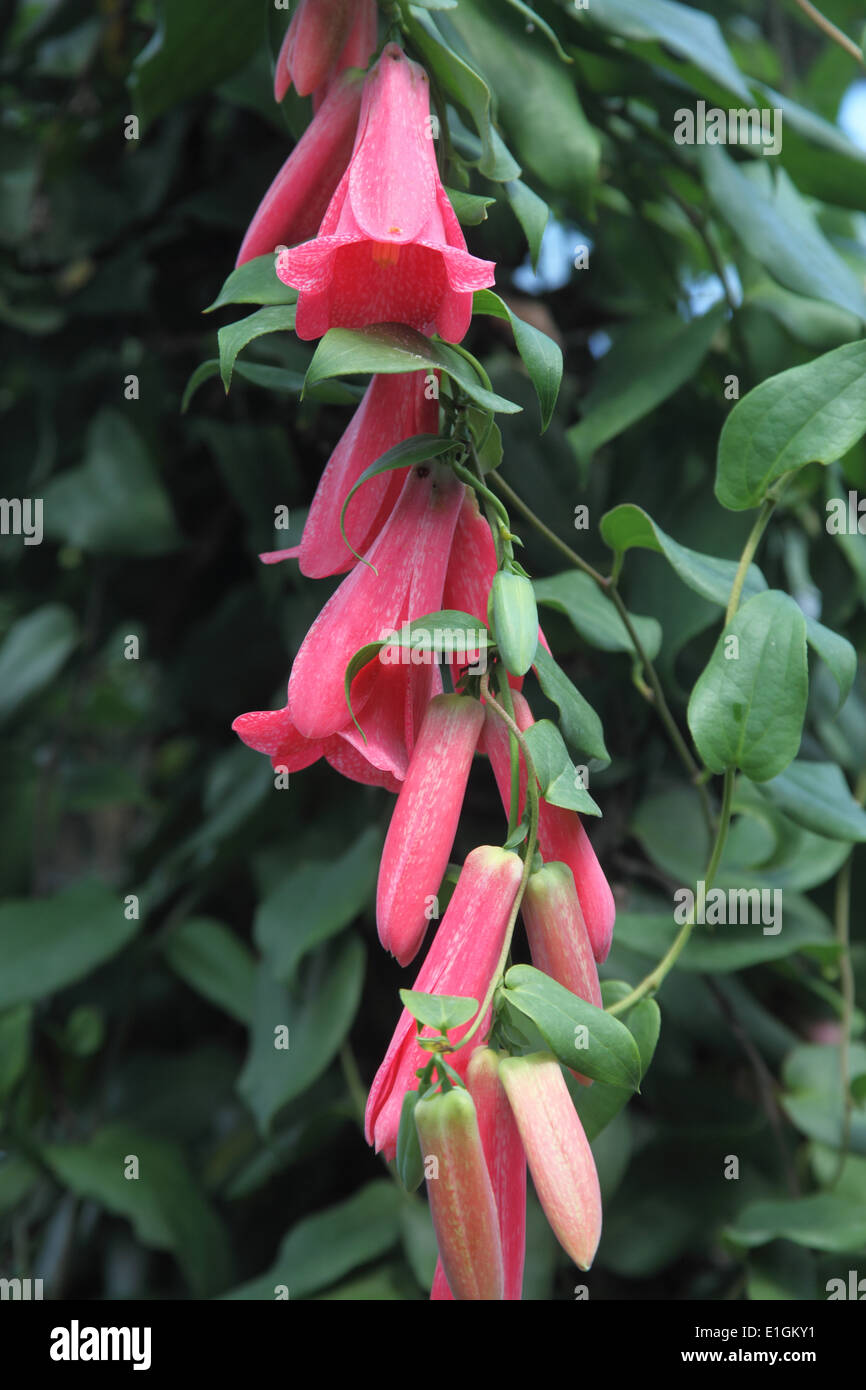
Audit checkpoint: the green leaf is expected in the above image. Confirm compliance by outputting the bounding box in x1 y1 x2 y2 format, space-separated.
613 896 833 972
504 0 571 61
0 880 142 1010
702 151 866 323
781 1044 866 1154
42 1126 230 1295
687 590 808 781
567 308 725 465
129 0 262 129
162 918 256 1024
726 1195 866 1254
716 341 866 511
237 934 364 1134
534 570 661 660
503 178 549 270
396 1093 425 1193
304 323 521 415
402 8 520 181
572 987 661 1140
754 762 866 843
223 1182 404 1300
444 186 496 225
254 826 382 984
0 1004 32 1097
339 434 455 562
344 611 489 732
42 409 181 555
473 288 562 430
205 255 297 312
804 617 857 709
446 0 599 199
0 604 78 724
582 0 752 101
502 964 642 1088
532 645 610 766
218 305 298 390
599 503 767 606
523 719 601 816
399 990 478 1031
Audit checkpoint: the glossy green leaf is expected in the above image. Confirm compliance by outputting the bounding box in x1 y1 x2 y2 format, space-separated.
523 719 601 816
503 178 549 270
781 1044 866 1154
396 1093 425 1193
599 503 767 606
582 0 752 101
533 645 610 766
754 761 866 842
727 1195 866 1254
304 323 521 414
502 964 641 1088
613 896 833 972
205 255 296 312
445 187 496 225
130 0 261 127
219 306 298 390
534 570 661 659
716 340 866 511
473 288 562 430
399 990 478 1031
687 590 808 781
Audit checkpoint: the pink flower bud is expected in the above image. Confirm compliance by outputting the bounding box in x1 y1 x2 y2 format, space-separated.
415 1086 504 1301
522 862 601 1008
277 0 356 100
377 694 485 966
499 1053 602 1271
482 689 616 962
365 845 523 1159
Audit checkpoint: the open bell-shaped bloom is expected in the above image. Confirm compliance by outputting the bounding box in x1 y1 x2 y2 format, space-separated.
377 693 485 966
273 0 356 103
499 1053 603 1271
237 72 363 267
276 43 496 341
431 1047 526 1301
365 845 523 1160
481 689 616 963
261 372 438 578
287 462 464 743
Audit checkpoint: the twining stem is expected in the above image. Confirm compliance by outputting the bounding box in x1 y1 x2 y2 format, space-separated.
725 498 776 625
608 766 735 1015
830 768 866 1184
455 673 540 1051
791 0 866 67
490 470 714 836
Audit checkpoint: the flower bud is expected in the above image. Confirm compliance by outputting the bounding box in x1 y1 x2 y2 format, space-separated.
415 1086 504 1301
377 693 484 966
522 862 601 1008
499 1052 602 1271
491 570 539 678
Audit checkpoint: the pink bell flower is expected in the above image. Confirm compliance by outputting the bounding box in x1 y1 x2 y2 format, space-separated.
287 462 464 743
377 694 485 966
236 72 363 267
261 372 439 579
365 845 523 1160
276 43 496 342
481 689 616 963
499 1052 603 1271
